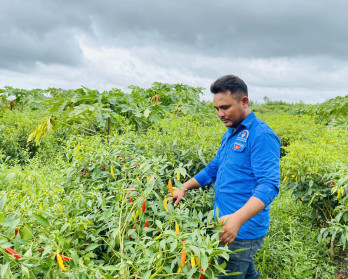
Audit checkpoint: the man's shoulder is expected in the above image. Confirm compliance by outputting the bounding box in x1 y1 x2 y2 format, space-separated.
253 116 273 131
250 116 279 141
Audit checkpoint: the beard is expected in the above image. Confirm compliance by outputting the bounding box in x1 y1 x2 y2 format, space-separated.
221 118 242 128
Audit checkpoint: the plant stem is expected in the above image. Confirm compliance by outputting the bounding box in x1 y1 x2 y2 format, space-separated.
82 113 97 134
330 238 334 259
107 117 110 143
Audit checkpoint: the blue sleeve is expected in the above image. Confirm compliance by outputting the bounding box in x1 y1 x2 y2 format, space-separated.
194 134 226 187
250 130 280 206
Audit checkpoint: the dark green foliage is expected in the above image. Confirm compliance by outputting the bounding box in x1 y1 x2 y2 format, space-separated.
0 84 346 278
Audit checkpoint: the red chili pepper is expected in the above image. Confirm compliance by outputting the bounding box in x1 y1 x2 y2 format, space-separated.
142 200 146 213
5 247 22 259
144 221 149 227
128 185 133 202
38 248 44 252
55 254 72 261
15 229 20 237
330 181 335 186
200 269 204 279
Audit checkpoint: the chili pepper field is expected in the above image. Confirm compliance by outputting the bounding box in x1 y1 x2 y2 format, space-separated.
0 85 347 278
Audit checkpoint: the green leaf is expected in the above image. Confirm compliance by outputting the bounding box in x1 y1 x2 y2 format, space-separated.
187 266 196 278
343 212 348 222
23 247 32 258
0 195 6 212
198 211 203 222
21 265 30 278
144 109 151 118
69 104 95 118
102 265 118 271
163 231 176 237
174 180 185 190
232 248 249 254
155 220 162 230
70 250 79 266
22 224 32 241
32 214 49 227
178 167 187 177
214 261 226 273
1 242 12 249
143 271 151 279
60 223 70 233
86 244 99 251
1 263 9 279
227 271 243 276
190 246 200 258
145 241 156 247
160 239 166 251
143 178 155 196
1 216 20 233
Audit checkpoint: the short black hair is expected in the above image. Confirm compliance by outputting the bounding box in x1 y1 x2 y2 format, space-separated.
210 75 248 97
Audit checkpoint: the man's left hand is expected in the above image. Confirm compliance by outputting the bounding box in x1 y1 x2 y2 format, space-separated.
219 213 243 245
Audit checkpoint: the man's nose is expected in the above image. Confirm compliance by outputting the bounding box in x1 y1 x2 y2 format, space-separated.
216 110 225 118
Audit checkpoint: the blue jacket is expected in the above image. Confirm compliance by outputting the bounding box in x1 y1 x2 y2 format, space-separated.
194 112 280 239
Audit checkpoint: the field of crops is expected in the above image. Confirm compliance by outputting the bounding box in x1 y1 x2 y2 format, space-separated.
0 85 347 278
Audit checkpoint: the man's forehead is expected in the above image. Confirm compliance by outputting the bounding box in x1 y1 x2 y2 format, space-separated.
213 91 240 105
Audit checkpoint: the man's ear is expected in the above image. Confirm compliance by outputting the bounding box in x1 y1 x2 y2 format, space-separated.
241 96 249 108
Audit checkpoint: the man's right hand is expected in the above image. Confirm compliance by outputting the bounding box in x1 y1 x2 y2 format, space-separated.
167 177 201 206
168 188 186 207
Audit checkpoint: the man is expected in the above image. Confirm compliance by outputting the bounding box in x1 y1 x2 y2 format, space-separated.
169 75 280 278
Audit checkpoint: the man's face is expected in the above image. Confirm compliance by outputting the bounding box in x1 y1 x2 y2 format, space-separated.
213 90 250 128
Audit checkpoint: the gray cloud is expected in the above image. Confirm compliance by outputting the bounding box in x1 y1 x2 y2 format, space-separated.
0 0 92 69
0 0 347 103
3 0 348 67
86 0 348 58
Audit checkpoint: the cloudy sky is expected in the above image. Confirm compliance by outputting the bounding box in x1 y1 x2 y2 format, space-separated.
1 0 347 103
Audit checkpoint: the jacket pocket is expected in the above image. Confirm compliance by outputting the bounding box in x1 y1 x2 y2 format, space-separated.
229 142 247 165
